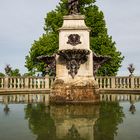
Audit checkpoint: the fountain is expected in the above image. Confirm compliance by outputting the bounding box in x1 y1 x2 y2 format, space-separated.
38 0 110 103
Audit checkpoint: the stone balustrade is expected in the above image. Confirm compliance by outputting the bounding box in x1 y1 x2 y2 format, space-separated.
0 76 54 91
95 76 140 89
0 76 140 92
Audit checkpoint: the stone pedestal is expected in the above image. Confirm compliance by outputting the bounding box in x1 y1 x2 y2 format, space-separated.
51 77 99 103
51 15 99 103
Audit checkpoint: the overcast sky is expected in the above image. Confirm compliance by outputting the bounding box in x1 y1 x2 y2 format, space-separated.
0 0 140 76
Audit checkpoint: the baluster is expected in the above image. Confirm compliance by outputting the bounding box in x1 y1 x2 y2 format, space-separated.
107 78 110 88
104 78 106 89
0 78 1 88
37 78 39 89
120 78 123 88
123 78 126 88
100 77 103 89
50 78 53 88
120 78 122 88
115 78 118 89
14 78 17 89
30 78 33 89
101 78 103 89
126 78 129 88
25 95 29 103
124 78 126 88
1 78 4 88
138 78 140 88
20 78 23 88
45 76 49 89
111 95 115 101
25 77 29 89
96 77 99 87
0 78 2 88
104 95 106 101
100 94 102 101
33 78 36 89
124 78 127 88
9 78 12 88
97 77 100 88
130 76 135 89
137 78 139 88
13 95 16 102
110 77 115 89
137 77 140 88
17 78 20 89
44 94 49 106
134 77 138 88
16 95 19 102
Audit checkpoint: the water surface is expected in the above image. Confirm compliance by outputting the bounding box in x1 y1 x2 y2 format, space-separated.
0 94 140 140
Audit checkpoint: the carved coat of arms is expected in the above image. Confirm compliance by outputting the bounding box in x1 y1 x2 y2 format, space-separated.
67 34 81 46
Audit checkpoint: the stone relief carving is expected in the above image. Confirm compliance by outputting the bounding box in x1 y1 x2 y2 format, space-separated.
67 34 81 46
57 49 90 79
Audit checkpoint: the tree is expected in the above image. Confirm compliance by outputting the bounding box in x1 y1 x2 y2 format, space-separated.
0 72 5 77
25 0 124 76
4 64 21 76
10 69 21 76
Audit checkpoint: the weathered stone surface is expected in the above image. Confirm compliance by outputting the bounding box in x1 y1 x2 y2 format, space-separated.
50 78 99 103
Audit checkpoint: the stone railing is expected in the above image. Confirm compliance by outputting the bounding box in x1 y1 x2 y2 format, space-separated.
0 76 140 91
95 76 140 89
0 76 55 91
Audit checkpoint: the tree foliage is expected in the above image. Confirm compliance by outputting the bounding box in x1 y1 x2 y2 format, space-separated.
94 102 125 140
4 64 21 76
0 72 5 77
25 0 124 76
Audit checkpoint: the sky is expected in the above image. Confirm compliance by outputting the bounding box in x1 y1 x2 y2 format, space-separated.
0 0 140 76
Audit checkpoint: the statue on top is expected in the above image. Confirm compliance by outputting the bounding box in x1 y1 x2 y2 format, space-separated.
68 0 80 15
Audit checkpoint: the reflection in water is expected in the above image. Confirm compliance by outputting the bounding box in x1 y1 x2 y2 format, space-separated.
0 94 127 140
25 104 99 140
129 102 136 114
3 104 10 115
66 124 82 140
24 103 124 140
94 102 125 140
25 104 56 140
50 105 99 140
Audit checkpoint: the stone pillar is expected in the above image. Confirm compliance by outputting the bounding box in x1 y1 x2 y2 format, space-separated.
45 75 50 89
111 77 116 89
130 76 135 89
4 76 9 89
25 77 29 89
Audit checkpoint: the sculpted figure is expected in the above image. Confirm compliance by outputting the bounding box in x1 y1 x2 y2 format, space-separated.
68 0 79 15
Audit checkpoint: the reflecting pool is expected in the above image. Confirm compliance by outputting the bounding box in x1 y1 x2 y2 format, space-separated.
0 94 140 140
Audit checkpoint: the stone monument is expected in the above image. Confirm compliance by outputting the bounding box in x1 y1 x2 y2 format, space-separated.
50 0 100 103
